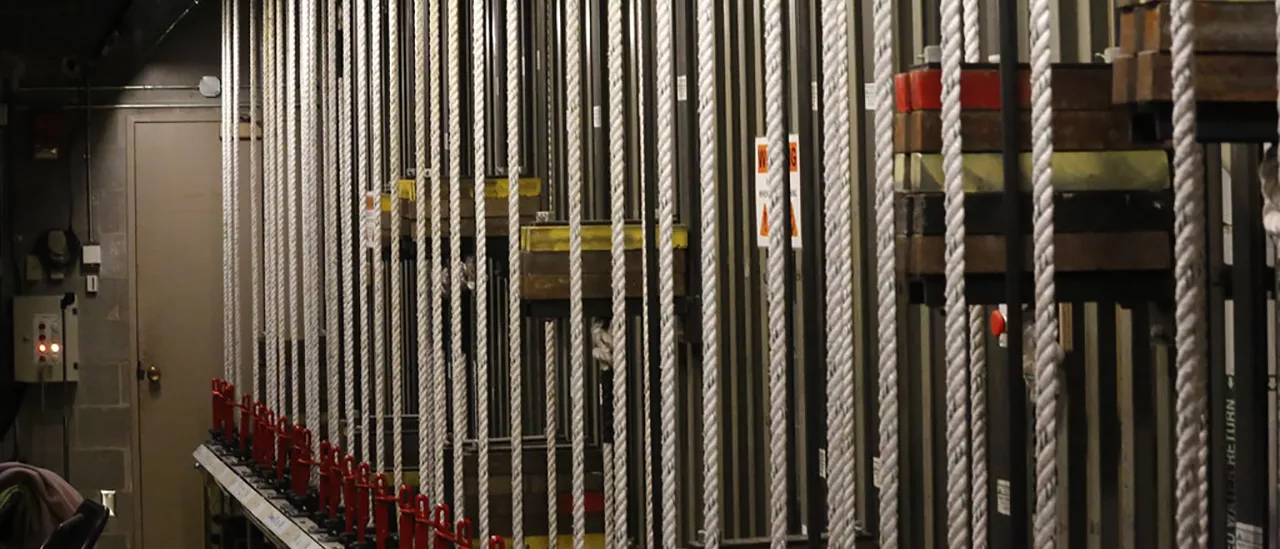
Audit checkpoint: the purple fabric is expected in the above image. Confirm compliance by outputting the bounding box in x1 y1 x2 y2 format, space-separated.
0 462 86 549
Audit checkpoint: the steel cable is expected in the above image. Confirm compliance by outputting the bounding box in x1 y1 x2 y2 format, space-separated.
1171 0 1209 546
872 0 900 544
341 0 357 453
325 0 341 446
1028 0 1061 544
415 0 431 501
357 0 372 462
275 0 289 418
606 0 629 542
762 0 787 543
447 0 466 519
821 0 855 542
941 0 971 546
372 0 388 478
506 0 525 540
634 0 653 540
389 0 406 491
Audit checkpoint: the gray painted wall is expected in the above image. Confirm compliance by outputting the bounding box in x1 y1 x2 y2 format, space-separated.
1 4 221 549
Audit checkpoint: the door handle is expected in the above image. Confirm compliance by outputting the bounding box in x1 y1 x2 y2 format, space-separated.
145 365 161 383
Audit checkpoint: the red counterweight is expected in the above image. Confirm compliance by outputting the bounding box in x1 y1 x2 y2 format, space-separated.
397 486 416 549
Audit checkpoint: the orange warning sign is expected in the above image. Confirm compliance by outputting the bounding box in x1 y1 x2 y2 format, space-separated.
758 204 799 238
754 135 803 249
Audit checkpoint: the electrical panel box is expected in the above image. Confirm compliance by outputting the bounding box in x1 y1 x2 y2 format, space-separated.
13 295 79 383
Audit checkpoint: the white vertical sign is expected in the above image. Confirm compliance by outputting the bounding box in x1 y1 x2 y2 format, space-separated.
754 134 803 249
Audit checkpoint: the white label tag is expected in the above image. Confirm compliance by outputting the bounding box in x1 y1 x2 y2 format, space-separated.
864 83 875 110
1236 523 1263 549
812 81 819 111
593 105 602 128
817 448 827 479
363 191 380 249
872 456 882 488
996 479 1012 515
677 75 688 102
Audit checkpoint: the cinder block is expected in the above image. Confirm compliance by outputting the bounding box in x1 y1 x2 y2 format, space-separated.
75 362 122 406
70 448 128 493
95 533 129 549
75 405 133 449
78 278 130 322
81 319 130 363
97 232 128 280
91 187 127 235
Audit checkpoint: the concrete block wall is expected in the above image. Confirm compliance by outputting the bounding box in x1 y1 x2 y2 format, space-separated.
0 4 221 548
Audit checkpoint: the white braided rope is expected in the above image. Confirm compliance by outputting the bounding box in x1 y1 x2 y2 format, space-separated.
429 0 447 507
969 305 988 549
356 0 372 462
821 0 854 541
872 0 900 543
389 0 406 491
940 0 971 546
606 0 629 541
1171 0 1208 546
565 0 586 543
221 0 233 385
302 0 322 476
250 0 261 403
506 0 525 539
545 321 559 549
762 0 787 543
963 0 980 63
604 49 628 549
447 0 466 519
286 0 302 423
341 0 357 453
372 0 388 478
472 0 492 535
232 0 243 390
415 0 431 497
1029 0 1060 544
325 0 341 445
264 0 278 413
274 0 289 415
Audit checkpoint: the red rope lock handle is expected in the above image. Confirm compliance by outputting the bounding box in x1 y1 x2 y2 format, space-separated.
453 519 473 549
397 486 416 549
342 456 358 534
413 494 432 549
487 536 505 549
373 474 394 548
327 445 344 519
431 504 453 549
355 463 373 541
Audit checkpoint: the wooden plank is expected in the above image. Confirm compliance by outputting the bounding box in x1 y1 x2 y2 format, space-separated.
899 231 1172 274
1143 1 1276 52
895 109 1139 152
902 64 1112 111
522 250 687 300
1120 7 1143 55
1112 54 1135 104
1135 51 1276 102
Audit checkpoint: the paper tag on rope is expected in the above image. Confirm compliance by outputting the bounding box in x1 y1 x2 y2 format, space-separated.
363 191 380 250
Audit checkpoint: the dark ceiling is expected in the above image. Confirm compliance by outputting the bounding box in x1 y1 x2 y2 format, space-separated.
0 0 199 89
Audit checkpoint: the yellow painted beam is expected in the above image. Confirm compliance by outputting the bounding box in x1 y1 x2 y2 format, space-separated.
894 150 1170 192
520 224 689 252
380 178 543 210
